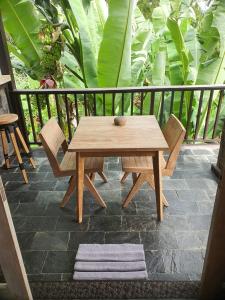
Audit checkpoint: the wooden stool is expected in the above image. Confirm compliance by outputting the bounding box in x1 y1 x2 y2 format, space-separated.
0 114 36 183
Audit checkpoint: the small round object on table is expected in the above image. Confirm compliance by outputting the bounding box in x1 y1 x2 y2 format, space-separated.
114 116 127 126
0 114 18 126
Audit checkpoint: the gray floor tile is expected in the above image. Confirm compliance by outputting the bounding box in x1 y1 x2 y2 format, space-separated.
17 232 35 250
13 202 47 217
6 191 39 203
22 251 47 274
105 232 140 244
13 216 58 232
175 231 208 250
68 231 105 250
42 251 75 273
56 216 89 231
145 250 165 274
89 216 122 231
122 215 157 232
31 232 69 250
141 231 178 250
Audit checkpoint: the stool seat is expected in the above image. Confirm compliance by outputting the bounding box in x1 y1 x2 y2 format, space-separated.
0 114 18 126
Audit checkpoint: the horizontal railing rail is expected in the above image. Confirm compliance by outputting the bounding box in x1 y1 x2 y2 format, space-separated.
12 85 225 146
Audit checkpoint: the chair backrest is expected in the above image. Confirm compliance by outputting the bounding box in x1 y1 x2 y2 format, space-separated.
162 114 186 175
39 118 68 177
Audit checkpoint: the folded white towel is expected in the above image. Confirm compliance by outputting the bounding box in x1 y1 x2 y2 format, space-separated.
74 261 147 272
73 270 148 280
76 244 145 262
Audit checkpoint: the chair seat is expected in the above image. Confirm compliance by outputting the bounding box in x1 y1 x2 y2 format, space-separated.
0 114 18 126
60 151 104 175
121 155 167 173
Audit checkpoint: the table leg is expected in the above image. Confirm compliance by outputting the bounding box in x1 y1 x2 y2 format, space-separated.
153 151 163 221
76 152 85 223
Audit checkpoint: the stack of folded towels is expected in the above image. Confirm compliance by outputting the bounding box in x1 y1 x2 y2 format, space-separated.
73 244 148 280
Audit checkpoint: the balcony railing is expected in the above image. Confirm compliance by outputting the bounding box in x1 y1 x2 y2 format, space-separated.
12 84 225 146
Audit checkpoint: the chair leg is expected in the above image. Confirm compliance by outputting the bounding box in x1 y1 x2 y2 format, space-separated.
60 176 76 208
97 171 108 183
9 129 28 184
132 172 138 184
89 173 96 182
84 175 106 208
122 173 147 208
15 126 36 169
0 129 10 169
121 172 129 183
146 175 169 207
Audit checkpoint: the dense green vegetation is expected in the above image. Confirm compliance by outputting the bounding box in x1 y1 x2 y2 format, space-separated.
0 0 224 141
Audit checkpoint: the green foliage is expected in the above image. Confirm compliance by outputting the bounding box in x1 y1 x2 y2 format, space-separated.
1 0 225 140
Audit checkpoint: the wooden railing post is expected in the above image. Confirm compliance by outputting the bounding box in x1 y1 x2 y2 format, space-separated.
211 119 225 179
200 160 225 299
0 177 33 300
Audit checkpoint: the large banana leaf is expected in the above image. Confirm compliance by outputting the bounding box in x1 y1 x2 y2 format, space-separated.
131 9 152 86
98 0 136 88
167 17 189 83
67 0 98 87
0 0 42 79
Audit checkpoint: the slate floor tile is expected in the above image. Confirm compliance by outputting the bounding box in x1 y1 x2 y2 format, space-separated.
166 199 199 216
197 201 214 214
145 250 165 274
105 232 140 244
156 215 190 231
13 202 47 217
35 191 66 205
13 216 58 232
94 180 121 191
29 181 56 191
187 215 211 231
99 189 122 202
163 179 189 190
149 273 190 281
105 201 136 215
122 215 156 232
176 190 211 202
56 216 89 231
17 232 35 250
141 231 178 250
6 191 39 203
68 231 105 250
5 181 30 192
42 251 75 273
22 251 47 274
28 273 62 282
176 231 208 250
162 249 204 274
31 232 69 250
89 216 122 231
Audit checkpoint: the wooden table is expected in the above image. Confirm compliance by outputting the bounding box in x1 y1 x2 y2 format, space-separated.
68 116 169 223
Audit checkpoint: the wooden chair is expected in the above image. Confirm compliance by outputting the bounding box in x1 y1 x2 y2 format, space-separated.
39 118 107 209
121 114 186 213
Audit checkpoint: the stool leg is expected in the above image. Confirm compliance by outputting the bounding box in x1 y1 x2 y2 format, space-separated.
0 129 10 169
15 126 36 169
9 128 28 184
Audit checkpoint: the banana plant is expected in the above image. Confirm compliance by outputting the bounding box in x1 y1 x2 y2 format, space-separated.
0 0 43 79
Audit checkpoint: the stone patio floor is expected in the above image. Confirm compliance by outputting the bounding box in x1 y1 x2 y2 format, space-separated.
0 144 219 283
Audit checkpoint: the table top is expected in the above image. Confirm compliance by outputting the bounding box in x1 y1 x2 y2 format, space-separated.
68 116 169 153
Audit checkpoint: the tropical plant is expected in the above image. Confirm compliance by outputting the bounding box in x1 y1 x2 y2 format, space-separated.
0 0 225 140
